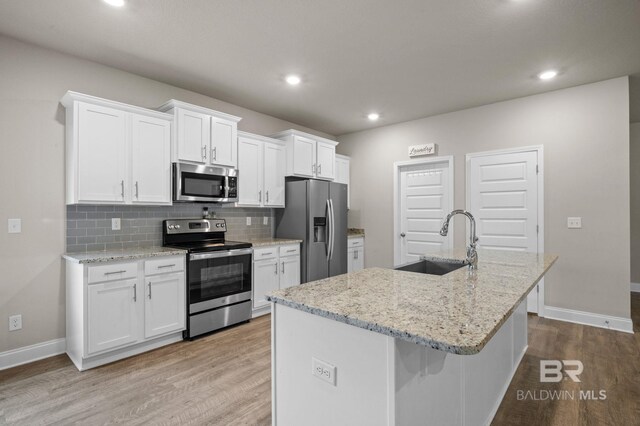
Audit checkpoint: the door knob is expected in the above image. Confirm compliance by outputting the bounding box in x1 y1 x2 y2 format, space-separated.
400 233 406 237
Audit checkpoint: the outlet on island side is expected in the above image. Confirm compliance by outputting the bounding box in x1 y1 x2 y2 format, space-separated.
9 314 22 331
246 217 251 226
263 216 268 225
312 357 337 386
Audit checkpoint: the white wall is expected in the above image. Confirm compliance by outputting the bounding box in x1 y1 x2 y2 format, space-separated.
631 123 640 284
0 35 334 353
338 77 630 319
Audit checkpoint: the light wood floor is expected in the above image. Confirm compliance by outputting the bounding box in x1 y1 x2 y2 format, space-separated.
1 295 638 425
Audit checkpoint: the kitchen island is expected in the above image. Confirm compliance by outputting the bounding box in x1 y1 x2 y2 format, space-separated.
267 249 557 426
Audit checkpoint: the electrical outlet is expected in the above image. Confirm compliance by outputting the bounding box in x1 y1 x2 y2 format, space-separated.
8 218 21 234
312 357 337 386
263 216 268 225
246 217 251 226
112 218 121 231
9 314 22 331
567 217 582 229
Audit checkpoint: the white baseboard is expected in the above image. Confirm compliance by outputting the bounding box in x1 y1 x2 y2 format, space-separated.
545 306 633 334
631 282 640 293
0 338 66 371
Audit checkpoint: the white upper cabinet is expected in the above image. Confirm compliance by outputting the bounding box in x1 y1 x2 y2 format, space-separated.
76 103 128 204
158 100 241 168
237 132 286 208
270 129 338 181
177 108 210 164
335 154 351 209
131 114 171 204
62 91 173 206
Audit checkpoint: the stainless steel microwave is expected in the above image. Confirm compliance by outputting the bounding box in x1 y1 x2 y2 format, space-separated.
173 162 238 203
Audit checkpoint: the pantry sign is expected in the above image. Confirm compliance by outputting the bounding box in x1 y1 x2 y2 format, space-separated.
408 143 436 157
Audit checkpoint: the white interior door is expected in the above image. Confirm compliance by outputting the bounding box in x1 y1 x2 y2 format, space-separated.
467 148 543 314
396 159 453 266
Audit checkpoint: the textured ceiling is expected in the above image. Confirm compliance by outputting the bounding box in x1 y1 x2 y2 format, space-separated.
0 0 639 135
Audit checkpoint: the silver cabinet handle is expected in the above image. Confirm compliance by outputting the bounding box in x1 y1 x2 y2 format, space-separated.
133 283 137 302
259 190 262 203
121 180 125 198
353 251 357 260
266 191 269 203
312 164 316 175
157 264 175 269
274 263 278 275
105 270 127 275
355 250 359 260
400 233 406 238
262 252 273 256
148 282 152 299
212 147 217 161
318 163 322 175
281 261 285 274
135 181 139 199
202 146 207 160
286 249 296 253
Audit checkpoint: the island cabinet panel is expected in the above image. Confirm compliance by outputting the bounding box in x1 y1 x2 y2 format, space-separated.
271 300 528 426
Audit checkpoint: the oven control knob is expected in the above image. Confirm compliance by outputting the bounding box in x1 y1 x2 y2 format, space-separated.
221 223 225 228
168 225 174 230
175 225 181 229
215 223 220 228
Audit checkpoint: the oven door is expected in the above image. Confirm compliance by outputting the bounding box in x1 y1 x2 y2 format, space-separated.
174 162 237 202
188 249 252 313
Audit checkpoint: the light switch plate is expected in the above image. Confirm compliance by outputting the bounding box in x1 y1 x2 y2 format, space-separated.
8 218 21 234
312 357 337 386
567 217 582 229
246 217 251 226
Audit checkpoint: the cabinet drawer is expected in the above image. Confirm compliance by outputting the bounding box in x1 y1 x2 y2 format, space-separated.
144 256 184 276
88 262 137 284
279 244 300 257
348 237 364 248
253 247 278 261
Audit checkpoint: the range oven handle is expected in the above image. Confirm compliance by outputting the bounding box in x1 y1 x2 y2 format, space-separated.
190 248 253 261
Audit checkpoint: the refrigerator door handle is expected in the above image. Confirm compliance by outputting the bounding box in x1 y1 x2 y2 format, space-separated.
325 199 331 260
329 198 335 261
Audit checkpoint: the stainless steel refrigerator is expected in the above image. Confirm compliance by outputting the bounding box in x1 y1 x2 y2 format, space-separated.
275 179 347 284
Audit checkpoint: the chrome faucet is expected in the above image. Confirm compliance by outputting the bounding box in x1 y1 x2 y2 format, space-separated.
440 210 479 270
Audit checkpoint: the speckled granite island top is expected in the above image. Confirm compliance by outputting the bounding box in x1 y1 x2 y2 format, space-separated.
244 238 302 247
63 247 187 264
267 249 557 355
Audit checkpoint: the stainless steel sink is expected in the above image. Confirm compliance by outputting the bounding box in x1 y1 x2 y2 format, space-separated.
394 259 467 276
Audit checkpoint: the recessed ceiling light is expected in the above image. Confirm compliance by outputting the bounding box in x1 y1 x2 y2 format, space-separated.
538 70 558 81
285 75 301 86
104 0 125 7
367 113 380 121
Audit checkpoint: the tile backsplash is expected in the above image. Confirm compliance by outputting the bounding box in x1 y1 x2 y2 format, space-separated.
66 204 275 253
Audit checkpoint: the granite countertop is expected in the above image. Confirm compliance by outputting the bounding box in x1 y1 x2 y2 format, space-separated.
348 228 365 238
267 249 557 355
63 247 187 264
244 238 303 247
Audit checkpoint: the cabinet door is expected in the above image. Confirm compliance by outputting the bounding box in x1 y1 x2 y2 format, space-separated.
253 260 279 310
210 117 238 167
280 255 300 289
353 248 364 272
144 272 186 339
292 136 316 177
264 142 286 207
77 102 127 203
87 279 139 355
347 248 355 273
177 109 209 164
238 136 263 206
131 114 172 205
316 141 336 180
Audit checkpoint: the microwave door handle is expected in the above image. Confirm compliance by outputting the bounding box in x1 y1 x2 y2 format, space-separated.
224 176 229 199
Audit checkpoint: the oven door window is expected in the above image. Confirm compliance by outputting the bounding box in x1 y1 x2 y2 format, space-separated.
181 172 225 198
189 253 252 304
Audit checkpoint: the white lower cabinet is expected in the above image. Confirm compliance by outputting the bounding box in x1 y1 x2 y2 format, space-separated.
347 237 365 273
252 244 301 316
66 255 186 371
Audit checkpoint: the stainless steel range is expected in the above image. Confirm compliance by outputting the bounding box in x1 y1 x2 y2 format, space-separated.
162 218 252 339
